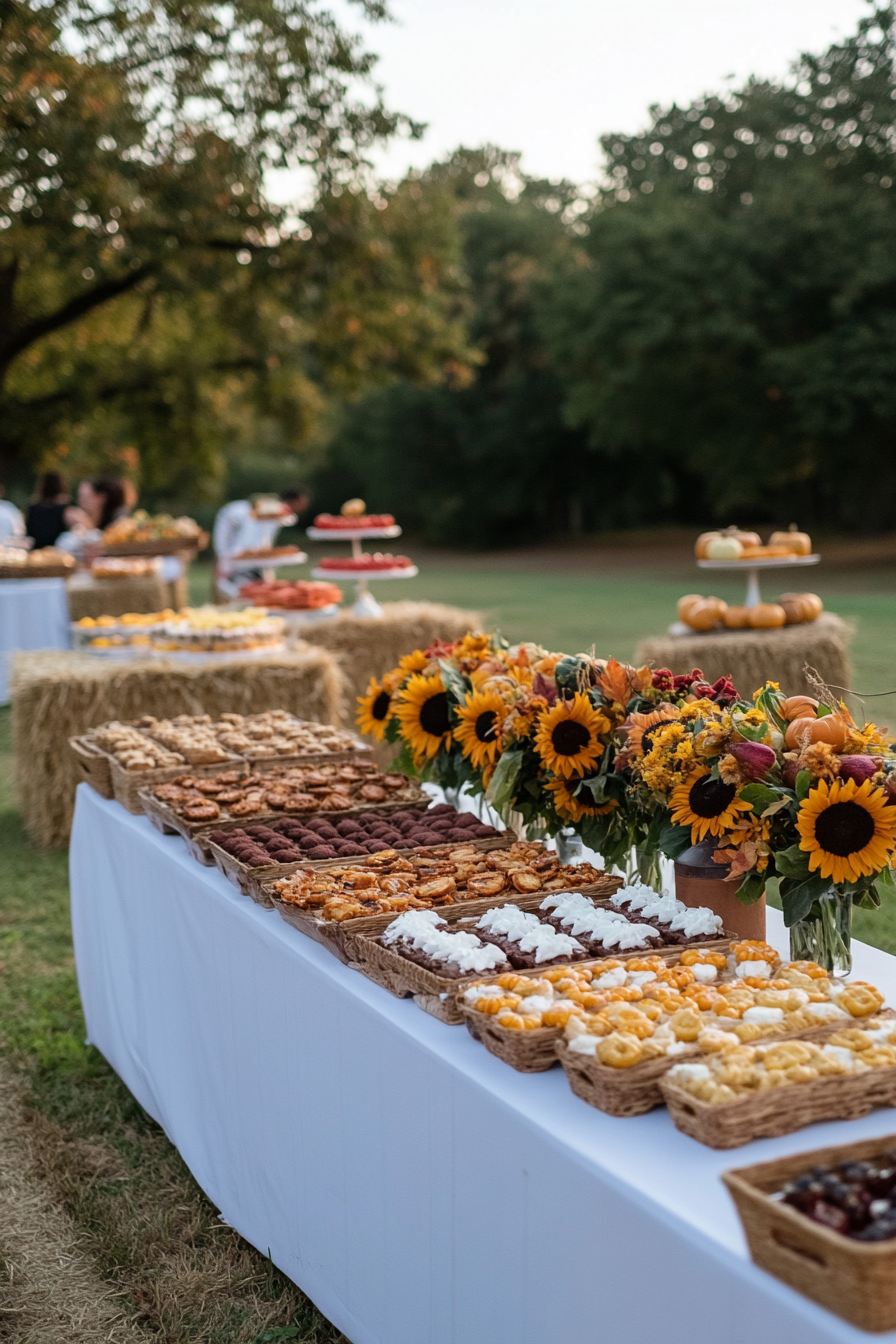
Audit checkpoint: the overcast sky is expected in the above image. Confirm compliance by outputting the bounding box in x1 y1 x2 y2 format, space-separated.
345 0 871 185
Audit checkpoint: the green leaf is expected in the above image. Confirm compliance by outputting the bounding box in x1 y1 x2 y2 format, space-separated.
781 876 829 927
816 704 832 718
856 888 882 912
484 749 523 821
762 874 781 907
737 872 767 906
773 844 812 880
875 864 896 892
655 818 693 859
736 722 768 743
739 783 780 816
795 770 812 800
439 659 469 705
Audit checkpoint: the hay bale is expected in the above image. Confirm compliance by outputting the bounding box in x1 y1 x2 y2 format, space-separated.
10 646 344 849
635 613 854 699
300 600 482 705
66 572 170 620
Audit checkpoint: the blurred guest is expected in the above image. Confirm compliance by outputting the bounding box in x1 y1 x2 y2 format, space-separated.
213 486 309 598
78 476 127 532
26 471 87 549
0 483 25 542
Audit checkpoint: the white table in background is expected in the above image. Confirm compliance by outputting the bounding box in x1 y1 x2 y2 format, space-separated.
70 784 896 1344
0 577 71 704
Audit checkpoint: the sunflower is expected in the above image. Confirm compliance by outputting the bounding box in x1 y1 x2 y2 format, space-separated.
398 648 430 674
454 689 507 771
356 676 394 741
396 672 453 763
546 776 618 823
534 693 610 779
625 703 680 755
796 777 896 885
669 767 753 842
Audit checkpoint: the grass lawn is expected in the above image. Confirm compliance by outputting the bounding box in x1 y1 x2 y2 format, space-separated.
0 537 893 1339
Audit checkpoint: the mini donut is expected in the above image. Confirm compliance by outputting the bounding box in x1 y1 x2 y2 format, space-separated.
827 1028 873 1052
760 1040 815 1071
542 1003 584 1028
786 959 829 980
473 994 521 1015
596 1032 643 1068
497 1011 542 1031
182 801 221 821
839 983 885 1018
661 966 696 991
668 1008 702 1042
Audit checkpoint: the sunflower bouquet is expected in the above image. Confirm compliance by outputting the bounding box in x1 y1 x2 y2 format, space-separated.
641 679 896 966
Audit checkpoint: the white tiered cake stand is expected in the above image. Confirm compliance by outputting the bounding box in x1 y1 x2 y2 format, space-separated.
696 554 820 607
306 523 416 617
216 549 308 584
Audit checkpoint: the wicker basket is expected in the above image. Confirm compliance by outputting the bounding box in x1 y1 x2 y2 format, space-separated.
661 1063 896 1149
461 1008 561 1070
0 562 75 579
99 536 207 556
110 751 245 815
722 1134 896 1333
557 1010 890 1119
267 874 623 971
207 831 516 901
68 736 114 799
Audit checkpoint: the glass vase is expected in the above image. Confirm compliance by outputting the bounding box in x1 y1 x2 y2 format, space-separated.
555 828 584 865
625 844 664 894
789 887 853 976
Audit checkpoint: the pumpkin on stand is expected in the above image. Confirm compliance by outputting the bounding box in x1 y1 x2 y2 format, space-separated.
770 523 813 556
779 591 823 624
677 594 727 631
747 602 786 629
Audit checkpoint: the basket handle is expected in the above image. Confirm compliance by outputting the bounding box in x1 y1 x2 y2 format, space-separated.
771 1228 828 1268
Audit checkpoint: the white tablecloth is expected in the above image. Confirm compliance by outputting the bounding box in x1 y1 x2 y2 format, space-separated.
0 577 71 704
70 784 896 1344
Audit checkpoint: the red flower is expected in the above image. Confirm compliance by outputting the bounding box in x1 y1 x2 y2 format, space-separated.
424 639 456 659
651 668 676 691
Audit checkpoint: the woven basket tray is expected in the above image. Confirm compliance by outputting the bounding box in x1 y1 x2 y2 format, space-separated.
268 874 623 972
723 1133 896 1333
0 563 74 579
68 736 114 800
207 831 515 901
110 750 245 815
555 1010 894 1118
99 536 206 556
661 1061 896 1149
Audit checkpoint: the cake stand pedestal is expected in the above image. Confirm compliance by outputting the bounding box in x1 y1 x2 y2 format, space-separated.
309 567 418 618
307 523 413 618
696 554 820 608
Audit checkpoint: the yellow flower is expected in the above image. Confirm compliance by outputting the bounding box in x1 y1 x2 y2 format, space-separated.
501 694 548 746
546 777 619 823
356 676 393 741
679 699 718 723
398 649 430 674
395 672 453 764
640 722 697 793
454 689 508 771
624 703 680 755
533 693 609 780
717 753 742 785
799 741 841 781
797 777 896 885
669 767 753 843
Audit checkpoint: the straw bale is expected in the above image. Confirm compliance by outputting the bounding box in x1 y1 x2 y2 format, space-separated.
10 645 344 849
635 613 853 699
301 600 482 704
66 571 170 620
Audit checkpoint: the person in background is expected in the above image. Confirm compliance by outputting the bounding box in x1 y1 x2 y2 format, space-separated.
213 486 309 599
0 483 25 543
26 471 88 549
78 476 127 532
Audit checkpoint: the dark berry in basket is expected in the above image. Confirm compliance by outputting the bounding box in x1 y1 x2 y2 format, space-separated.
447 827 474 840
314 824 340 840
307 844 338 859
780 1154 896 1240
304 817 334 834
337 842 367 856
471 824 497 837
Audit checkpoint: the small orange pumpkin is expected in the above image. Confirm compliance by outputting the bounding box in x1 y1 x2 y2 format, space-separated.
779 592 823 625
722 605 751 629
781 695 819 722
770 524 812 556
747 603 786 629
784 713 849 751
683 597 727 631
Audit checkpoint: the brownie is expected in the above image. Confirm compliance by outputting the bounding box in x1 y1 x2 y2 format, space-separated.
379 937 509 979
540 913 663 956
474 927 588 970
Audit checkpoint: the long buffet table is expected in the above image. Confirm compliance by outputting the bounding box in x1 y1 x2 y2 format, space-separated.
70 782 896 1344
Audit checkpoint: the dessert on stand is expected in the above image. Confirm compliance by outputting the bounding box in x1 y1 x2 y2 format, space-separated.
307 498 417 617
690 523 820 618
236 577 342 626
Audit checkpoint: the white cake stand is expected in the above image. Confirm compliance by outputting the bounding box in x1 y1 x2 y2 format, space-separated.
697 554 820 608
310 565 418 618
217 550 308 583
307 522 413 617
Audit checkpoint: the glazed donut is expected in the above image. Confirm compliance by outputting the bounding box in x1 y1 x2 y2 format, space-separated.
542 1003 583 1028
596 1032 643 1069
668 1008 702 1042
474 994 521 1016
497 1011 542 1031
662 966 696 991
827 1028 873 1052
839 983 885 1018
760 1040 815 1070
698 1028 741 1054
605 986 644 1003
495 973 528 991
787 960 828 980
606 1007 655 1039
731 940 780 965
862 1046 896 1068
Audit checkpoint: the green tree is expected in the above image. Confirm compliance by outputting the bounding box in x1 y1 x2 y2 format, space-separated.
0 0 472 493
544 4 896 530
314 147 596 545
